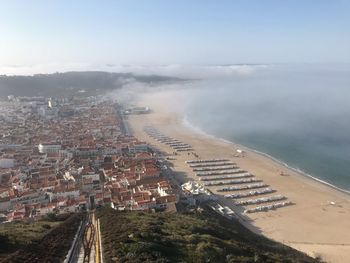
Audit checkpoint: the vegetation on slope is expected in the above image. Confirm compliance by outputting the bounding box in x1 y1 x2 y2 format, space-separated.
0 213 70 259
0 219 60 259
97 206 321 263
0 213 83 263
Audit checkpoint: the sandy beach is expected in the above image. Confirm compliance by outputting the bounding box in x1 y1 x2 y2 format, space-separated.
127 91 350 263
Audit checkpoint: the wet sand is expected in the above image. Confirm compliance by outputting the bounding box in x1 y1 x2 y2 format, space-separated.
127 92 350 263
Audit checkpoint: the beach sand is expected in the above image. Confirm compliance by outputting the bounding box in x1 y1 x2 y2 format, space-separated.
127 91 350 263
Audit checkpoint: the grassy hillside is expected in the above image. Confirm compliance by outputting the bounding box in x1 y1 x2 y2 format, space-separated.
0 215 65 259
0 213 82 263
97 207 321 263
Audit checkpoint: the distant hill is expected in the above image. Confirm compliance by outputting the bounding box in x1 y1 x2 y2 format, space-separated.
97 206 322 263
0 71 184 98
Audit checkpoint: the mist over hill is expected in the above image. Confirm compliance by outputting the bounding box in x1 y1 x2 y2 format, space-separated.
0 71 184 98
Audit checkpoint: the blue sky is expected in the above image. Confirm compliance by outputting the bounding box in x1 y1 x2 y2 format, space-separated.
0 0 349 68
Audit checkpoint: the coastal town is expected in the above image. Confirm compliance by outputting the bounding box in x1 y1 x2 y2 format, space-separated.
1 93 350 263
0 93 326 223
0 96 178 223
1 94 265 226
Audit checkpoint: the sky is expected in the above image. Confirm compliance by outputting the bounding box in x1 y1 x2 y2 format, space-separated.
0 0 350 74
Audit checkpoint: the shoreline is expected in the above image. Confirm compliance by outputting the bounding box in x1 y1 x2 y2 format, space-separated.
183 115 350 196
127 91 350 263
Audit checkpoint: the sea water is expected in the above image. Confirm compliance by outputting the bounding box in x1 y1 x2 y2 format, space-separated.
185 65 350 192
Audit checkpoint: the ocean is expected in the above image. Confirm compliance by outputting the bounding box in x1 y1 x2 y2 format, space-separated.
185 65 350 192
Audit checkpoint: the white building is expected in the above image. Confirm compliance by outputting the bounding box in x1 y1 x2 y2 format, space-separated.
38 144 61 154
